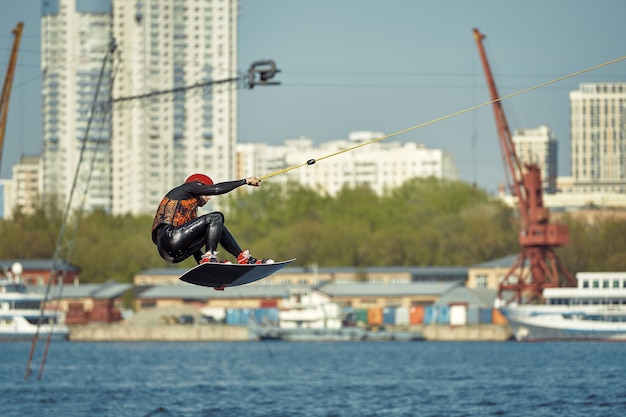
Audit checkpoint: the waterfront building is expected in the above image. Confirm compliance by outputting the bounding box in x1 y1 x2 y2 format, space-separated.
465 255 527 290
134 264 468 287
570 82 626 194
0 259 80 286
512 125 557 194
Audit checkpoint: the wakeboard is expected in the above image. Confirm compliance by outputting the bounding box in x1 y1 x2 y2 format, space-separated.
179 258 296 288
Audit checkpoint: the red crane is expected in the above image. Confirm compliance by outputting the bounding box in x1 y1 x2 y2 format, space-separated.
472 28 576 304
0 22 24 173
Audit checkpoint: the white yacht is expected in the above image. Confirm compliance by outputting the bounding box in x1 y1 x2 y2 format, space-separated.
0 278 69 341
501 272 626 341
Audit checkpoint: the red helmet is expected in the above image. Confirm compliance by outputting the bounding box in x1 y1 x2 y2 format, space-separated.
185 173 213 185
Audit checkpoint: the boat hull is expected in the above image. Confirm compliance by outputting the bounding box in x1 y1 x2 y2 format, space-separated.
0 330 69 342
1 279 70 342
502 310 626 342
499 273 626 342
0 312 70 342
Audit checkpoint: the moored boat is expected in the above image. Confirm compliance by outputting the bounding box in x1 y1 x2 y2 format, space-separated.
501 272 626 341
252 288 424 341
0 278 69 342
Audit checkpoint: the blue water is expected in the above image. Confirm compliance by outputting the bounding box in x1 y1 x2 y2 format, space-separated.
1 341 624 417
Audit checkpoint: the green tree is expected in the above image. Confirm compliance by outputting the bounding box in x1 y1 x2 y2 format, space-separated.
558 213 626 274
6 177 626 283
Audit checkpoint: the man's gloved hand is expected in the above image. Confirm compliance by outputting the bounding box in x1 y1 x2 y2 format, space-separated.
245 176 260 186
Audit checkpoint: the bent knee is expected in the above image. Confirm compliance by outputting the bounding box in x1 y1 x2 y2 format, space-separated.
206 212 224 223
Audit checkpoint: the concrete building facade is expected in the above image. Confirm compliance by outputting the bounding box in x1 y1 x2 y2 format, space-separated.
9 156 41 217
512 125 557 194
111 0 239 215
570 82 626 193
39 0 239 216
41 0 113 214
238 131 459 196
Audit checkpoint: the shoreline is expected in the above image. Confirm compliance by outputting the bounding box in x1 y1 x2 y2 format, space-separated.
68 323 512 342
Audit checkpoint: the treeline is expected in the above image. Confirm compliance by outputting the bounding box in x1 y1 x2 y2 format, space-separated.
1 178 625 283
224 179 518 268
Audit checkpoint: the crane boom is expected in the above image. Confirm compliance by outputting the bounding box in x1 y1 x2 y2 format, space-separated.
472 28 576 304
472 29 528 224
0 22 24 173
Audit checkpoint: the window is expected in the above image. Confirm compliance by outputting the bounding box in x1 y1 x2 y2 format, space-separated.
476 274 488 288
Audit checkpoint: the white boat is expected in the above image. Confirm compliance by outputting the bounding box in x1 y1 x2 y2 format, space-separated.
501 272 626 341
253 289 423 342
252 288 350 341
277 289 344 331
0 278 69 341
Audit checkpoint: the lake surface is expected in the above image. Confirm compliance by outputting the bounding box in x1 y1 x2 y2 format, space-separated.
2 341 625 416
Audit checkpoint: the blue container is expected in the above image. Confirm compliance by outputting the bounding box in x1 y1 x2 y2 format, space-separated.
436 306 450 324
383 307 396 325
254 308 279 325
467 307 480 324
479 308 493 324
226 308 251 325
424 306 437 324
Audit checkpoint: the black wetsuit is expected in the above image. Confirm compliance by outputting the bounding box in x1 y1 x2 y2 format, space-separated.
151 179 247 263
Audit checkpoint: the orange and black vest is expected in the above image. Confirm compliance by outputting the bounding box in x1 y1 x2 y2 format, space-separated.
151 196 199 236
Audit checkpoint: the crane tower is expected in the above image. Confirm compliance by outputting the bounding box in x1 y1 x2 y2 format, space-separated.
472 28 576 304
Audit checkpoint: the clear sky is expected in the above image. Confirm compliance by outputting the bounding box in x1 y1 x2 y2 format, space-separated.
1 0 625 194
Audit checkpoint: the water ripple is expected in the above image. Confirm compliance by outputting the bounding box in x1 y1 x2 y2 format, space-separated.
1 341 625 417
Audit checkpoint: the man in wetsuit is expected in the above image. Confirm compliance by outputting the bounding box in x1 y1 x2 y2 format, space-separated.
151 173 273 270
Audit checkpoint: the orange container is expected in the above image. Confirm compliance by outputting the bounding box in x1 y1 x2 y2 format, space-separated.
492 308 508 325
367 307 383 326
409 305 424 324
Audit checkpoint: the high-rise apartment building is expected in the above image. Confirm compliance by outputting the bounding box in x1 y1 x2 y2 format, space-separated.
40 0 238 216
111 0 239 215
512 125 557 194
570 82 626 193
41 0 113 213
